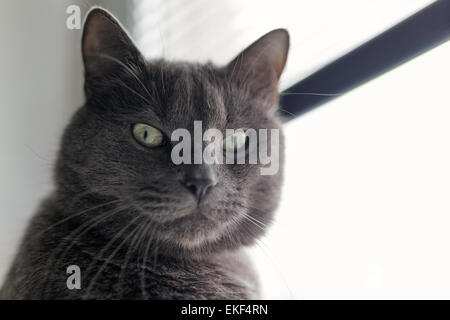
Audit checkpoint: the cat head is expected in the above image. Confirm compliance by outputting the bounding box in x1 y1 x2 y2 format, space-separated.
56 8 289 258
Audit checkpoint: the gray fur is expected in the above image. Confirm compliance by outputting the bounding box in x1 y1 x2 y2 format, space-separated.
0 8 288 299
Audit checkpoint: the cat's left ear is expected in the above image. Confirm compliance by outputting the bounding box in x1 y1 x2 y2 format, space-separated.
82 8 145 84
226 29 289 105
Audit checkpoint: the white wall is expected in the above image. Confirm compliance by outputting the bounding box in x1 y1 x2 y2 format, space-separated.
0 0 83 284
0 0 131 286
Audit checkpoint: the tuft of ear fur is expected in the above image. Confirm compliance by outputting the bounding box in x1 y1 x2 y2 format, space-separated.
82 8 146 94
227 29 289 106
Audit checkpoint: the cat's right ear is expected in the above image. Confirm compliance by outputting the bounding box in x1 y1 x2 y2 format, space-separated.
81 8 145 89
226 29 289 106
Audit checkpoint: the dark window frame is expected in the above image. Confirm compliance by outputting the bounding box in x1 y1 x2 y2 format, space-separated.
281 0 450 121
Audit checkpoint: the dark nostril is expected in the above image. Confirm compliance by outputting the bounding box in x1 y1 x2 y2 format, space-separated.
185 183 198 197
182 178 216 203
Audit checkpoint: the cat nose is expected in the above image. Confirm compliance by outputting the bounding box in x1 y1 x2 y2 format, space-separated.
181 165 217 203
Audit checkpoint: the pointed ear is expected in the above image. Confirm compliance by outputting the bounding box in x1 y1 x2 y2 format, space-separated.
226 29 289 103
82 8 145 82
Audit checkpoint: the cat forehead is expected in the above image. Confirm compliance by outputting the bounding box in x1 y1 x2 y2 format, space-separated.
143 62 229 128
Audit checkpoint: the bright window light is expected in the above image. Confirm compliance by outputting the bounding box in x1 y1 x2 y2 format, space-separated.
250 40 450 299
133 0 434 89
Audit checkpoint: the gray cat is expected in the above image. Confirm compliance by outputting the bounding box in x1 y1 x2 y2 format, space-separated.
0 8 289 299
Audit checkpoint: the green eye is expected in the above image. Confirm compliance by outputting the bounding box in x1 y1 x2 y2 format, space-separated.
132 123 164 148
222 131 247 152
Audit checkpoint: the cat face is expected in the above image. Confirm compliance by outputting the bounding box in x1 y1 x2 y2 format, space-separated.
56 8 289 256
